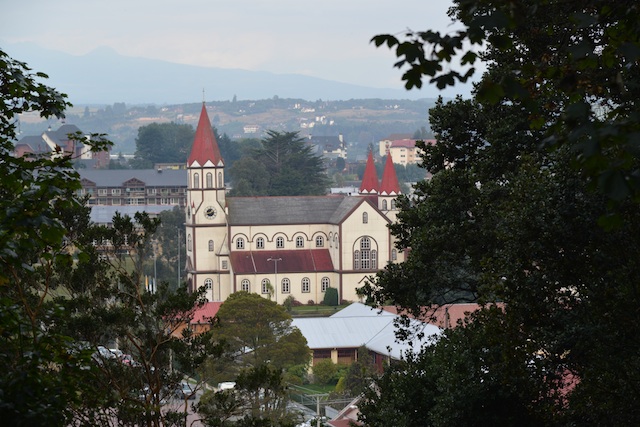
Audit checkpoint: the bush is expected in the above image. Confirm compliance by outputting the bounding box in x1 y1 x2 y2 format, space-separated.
312 359 337 385
323 287 339 306
307 300 316 306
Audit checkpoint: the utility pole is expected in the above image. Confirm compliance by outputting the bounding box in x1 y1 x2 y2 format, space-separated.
267 257 282 303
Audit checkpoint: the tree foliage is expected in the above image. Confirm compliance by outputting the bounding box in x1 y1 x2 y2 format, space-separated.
228 130 330 196
132 122 195 168
359 3 640 424
373 0 640 206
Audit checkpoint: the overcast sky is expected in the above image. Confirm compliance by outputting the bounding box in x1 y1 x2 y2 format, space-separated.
1 0 472 97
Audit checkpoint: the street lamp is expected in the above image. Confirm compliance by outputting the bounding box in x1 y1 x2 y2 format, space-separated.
267 257 282 303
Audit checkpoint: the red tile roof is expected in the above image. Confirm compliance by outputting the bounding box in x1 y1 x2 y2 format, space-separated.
390 138 417 148
230 250 334 274
359 150 379 194
187 104 224 167
380 152 401 195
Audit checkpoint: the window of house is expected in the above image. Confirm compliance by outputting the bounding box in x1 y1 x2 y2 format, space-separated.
315 236 324 247
241 279 250 292
276 237 284 248
321 277 330 292
261 278 270 294
282 278 290 294
301 278 310 293
208 240 214 252
362 212 368 224
296 236 304 248
204 278 213 290
193 173 199 189
256 237 264 249
111 188 121 195
206 172 213 188
236 237 245 250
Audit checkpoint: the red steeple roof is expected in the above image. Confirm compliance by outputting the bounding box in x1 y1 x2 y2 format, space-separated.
187 103 224 167
380 153 401 195
359 150 379 194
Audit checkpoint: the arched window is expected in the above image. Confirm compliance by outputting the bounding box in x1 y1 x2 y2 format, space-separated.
301 278 310 293
315 236 324 247
218 172 223 187
256 237 265 249
321 277 330 292
354 237 377 270
208 240 214 252
261 278 270 294
296 236 304 248
193 173 199 189
281 278 290 293
276 236 284 248
241 279 250 292
362 212 368 224
335 235 339 249
391 199 396 209
187 234 192 252
204 278 213 290
236 237 245 250
382 200 388 210
392 248 397 261
206 172 213 188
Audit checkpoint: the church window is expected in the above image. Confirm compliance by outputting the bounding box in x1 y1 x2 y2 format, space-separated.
321 277 330 292
208 240 214 252
301 278 310 293
193 173 200 189
281 278 290 294
236 237 245 250
391 199 396 209
261 278 270 294
296 236 304 248
256 237 265 249
241 279 250 292
187 234 192 252
206 172 213 188
354 237 377 270
362 212 368 224
222 260 228 270
276 237 284 248
204 278 213 290
218 172 223 187
335 236 339 249
392 249 397 261
315 236 324 247
382 200 388 210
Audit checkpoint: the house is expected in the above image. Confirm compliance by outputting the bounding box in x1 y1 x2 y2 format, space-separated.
378 137 436 166
292 303 441 370
185 103 404 304
15 124 110 168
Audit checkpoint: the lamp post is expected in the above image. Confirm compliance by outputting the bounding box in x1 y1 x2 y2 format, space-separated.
267 257 282 303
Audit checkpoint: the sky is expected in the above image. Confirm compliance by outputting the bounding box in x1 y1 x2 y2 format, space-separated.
1 0 471 98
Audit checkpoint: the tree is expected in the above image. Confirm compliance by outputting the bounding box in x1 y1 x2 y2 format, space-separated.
358 4 640 422
132 122 195 168
228 131 330 196
372 0 640 207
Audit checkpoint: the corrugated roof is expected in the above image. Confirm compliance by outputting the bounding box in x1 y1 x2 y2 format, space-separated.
227 196 364 226
292 303 441 359
79 169 187 187
230 249 334 274
191 301 223 324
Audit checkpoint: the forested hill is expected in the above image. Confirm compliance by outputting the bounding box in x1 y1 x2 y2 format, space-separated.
19 98 438 158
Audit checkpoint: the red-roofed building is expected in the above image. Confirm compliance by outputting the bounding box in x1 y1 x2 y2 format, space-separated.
379 137 436 166
185 104 405 304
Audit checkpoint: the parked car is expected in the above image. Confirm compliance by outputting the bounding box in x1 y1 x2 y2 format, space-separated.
175 382 196 400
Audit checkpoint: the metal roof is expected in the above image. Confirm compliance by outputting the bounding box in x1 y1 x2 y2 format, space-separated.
79 169 187 187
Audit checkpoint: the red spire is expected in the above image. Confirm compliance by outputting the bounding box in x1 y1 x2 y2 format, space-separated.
187 103 224 167
380 153 401 195
359 150 379 194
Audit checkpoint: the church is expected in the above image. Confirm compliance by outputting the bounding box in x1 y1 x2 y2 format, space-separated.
185 104 404 304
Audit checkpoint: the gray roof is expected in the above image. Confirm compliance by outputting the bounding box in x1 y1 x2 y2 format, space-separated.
90 205 176 224
48 124 83 143
79 169 187 187
16 135 51 153
227 196 365 226
292 303 441 360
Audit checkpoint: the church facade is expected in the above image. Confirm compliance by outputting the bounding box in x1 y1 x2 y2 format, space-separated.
185 104 404 304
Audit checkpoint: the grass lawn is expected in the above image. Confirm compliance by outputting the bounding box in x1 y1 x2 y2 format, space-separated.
290 304 348 317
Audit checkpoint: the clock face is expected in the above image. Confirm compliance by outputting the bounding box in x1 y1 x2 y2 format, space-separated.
204 206 217 219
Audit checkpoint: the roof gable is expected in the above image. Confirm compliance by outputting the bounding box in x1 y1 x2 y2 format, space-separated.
380 153 401 195
359 151 379 194
187 104 224 167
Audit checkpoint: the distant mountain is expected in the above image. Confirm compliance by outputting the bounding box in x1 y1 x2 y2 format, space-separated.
3 43 428 105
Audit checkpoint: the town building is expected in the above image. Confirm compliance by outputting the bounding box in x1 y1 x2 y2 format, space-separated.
378 136 436 166
185 103 404 304
15 124 110 168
